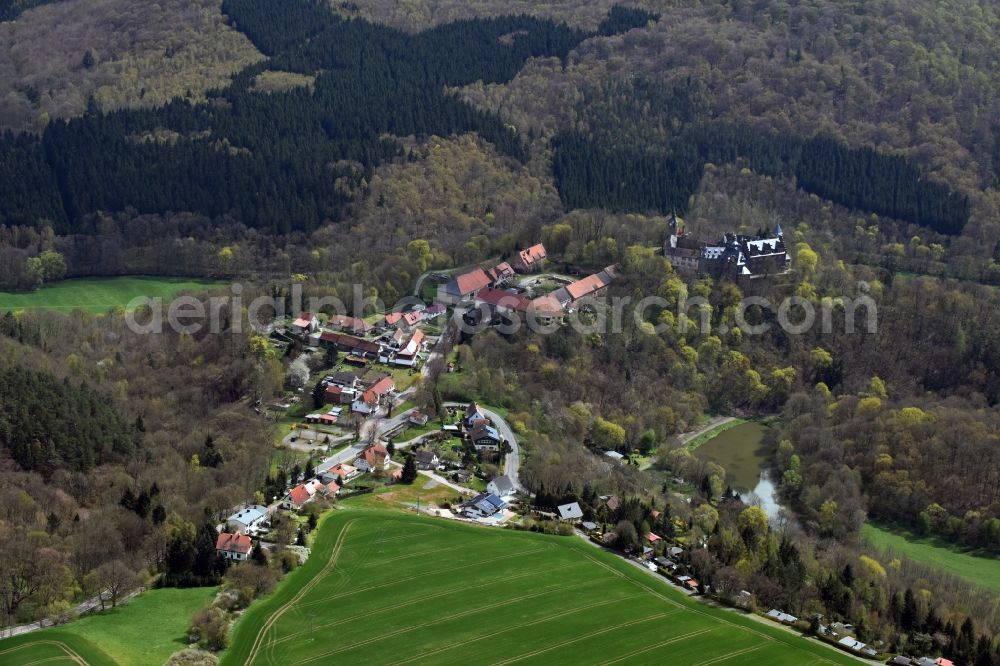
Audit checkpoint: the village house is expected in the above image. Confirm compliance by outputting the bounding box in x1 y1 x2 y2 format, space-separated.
226 505 269 534
383 310 422 331
421 304 446 321
461 492 507 519
291 311 320 334
469 424 501 451
485 261 516 286
487 474 516 499
514 243 547 272
286 478 325 508
355 443 391 471
324 463 359 483
393 329 425 366
413 449 439 470
464 402 489 428
408 410 429 426
352 376 395 415
215 532 253 561
551 266 615 308
327 314 371 336
438 267 493 304
557 502 584 521
324 383 357 405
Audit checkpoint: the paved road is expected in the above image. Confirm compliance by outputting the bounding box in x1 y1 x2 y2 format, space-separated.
444 402 524 493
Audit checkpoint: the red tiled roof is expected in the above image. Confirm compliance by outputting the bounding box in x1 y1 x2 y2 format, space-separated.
324 481 340 495
321 332 381 355
360 443 389 467
528 294 564 317
400 329 425 357
476 288 532 312
216 532 252 554
329 315 370 334
486 262 515 283
453 268 492 296
565 274 604 301
362 377 395 406
289 485 311 505
386 311 420 327
647 532 662 542
517 244 547 267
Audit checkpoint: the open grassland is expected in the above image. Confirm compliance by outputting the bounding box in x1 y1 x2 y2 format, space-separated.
863 523 1000 595
0 587 215 666
0 276 224 313
224 507 861 666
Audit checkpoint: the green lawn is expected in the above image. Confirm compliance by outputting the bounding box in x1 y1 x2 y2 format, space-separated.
863 523 1000 595
0 276 224 313
0 587 216 666
223 505 861 666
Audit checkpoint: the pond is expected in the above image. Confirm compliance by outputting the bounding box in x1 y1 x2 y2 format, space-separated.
693 421 786 522
693 422 774 491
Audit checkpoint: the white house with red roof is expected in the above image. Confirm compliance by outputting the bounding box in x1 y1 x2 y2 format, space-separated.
355 443 391 472
216 532 253 561
291 311 320 334
351 376 395 414
514 244 547 272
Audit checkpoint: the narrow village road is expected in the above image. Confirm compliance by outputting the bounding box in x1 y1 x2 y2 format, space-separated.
444 401 524 493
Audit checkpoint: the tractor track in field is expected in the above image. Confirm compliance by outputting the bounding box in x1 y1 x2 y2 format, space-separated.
293 580 602 665
596 628 715 665
0 640 89 666
245 519 355 665
488 613 671 665
271 565 554 645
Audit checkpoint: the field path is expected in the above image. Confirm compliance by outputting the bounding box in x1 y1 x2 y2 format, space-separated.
245 519 355 665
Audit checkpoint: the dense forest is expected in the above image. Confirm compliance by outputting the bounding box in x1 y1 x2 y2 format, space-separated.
0 363 134 474
552 121 970 235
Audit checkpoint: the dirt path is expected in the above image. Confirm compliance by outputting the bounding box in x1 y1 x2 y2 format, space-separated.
678 415 738 447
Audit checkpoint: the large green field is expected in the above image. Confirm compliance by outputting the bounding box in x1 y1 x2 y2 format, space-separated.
0 276 224 313
863 523 1000 595
223 507 860 666
0 587 216 666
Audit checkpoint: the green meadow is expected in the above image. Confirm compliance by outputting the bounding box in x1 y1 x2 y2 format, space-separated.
222 507 860 666
863 522 1000 595
0 587 213 666
0 276 224 313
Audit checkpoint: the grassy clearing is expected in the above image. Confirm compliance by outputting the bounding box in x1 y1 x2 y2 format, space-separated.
863 523 1000 595
0 586 215 666
0 276 224 313
0 630 117 666
222 504 860 666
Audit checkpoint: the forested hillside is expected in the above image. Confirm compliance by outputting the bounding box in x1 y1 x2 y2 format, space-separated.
0 0 262 132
